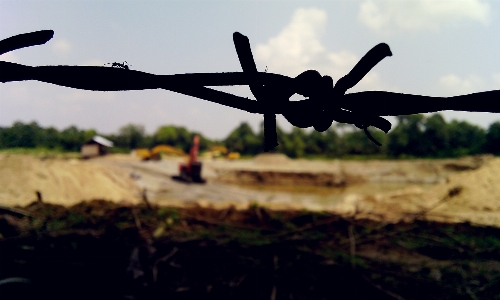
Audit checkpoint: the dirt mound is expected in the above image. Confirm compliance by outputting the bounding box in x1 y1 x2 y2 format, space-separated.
330 157 500 227
423 157 500 225
0 154 141 207
253 153 290 165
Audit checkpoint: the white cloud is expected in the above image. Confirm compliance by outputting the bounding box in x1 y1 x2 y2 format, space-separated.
358 0 491 34
52 39 72 55
439 73 486 94
254 7 389 92
255 8 327 77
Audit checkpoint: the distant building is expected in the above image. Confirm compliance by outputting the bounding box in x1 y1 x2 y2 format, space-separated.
81 135 114 158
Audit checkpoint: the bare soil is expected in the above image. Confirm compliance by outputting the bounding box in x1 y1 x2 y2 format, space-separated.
1 153 499 226
0 153 141 207
1 154 499 299
95 153 500 227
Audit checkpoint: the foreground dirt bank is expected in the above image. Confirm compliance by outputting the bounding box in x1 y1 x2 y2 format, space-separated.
1 201 498 300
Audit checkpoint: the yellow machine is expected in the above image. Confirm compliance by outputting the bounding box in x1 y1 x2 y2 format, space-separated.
135 148 152 160
209 145 228 154
135 145 186 161
206 145 227 158
226 152 240 160
203 145 239 160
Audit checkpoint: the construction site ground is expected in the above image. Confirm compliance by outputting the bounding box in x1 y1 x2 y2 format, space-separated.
1 153 499 299
1 152 498 227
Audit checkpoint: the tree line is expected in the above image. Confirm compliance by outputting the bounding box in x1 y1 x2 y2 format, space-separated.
1 112 500 158
0 122 210 154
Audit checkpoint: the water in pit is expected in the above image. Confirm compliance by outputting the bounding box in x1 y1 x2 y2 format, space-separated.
235 182 436 207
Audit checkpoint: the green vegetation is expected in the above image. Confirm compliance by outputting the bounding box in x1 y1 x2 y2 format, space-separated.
2 113 500 158
0 147 67 155
0 147 80 159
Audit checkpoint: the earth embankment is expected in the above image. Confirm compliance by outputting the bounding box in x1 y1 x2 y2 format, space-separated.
0 154 141 207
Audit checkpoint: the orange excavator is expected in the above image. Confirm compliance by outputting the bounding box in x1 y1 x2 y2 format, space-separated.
172 135 206 183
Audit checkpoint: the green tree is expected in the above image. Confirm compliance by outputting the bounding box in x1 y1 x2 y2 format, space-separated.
305 130 326 155
224 122 261 155
83 129 98 142
324 127 342 156
422 113 449 157
60 126 85 151
285 127 306 158
154 125 193 152
341 128 386 155
485 121 500 155
3 121 42 148
387 114 426 157
447 120 486 156
117 124 145 149
0 127 5 148
39 126 60 149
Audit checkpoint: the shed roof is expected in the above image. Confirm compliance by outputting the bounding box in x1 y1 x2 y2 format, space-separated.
86 135 114 147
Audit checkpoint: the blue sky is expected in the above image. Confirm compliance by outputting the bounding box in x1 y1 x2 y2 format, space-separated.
1 0 500 139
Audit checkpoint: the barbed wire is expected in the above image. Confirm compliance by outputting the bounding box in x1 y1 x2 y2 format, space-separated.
2 30 500 151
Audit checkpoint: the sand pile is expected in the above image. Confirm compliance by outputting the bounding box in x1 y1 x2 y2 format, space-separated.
0 154 141 207
330 157 500 226
422 157 500 225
